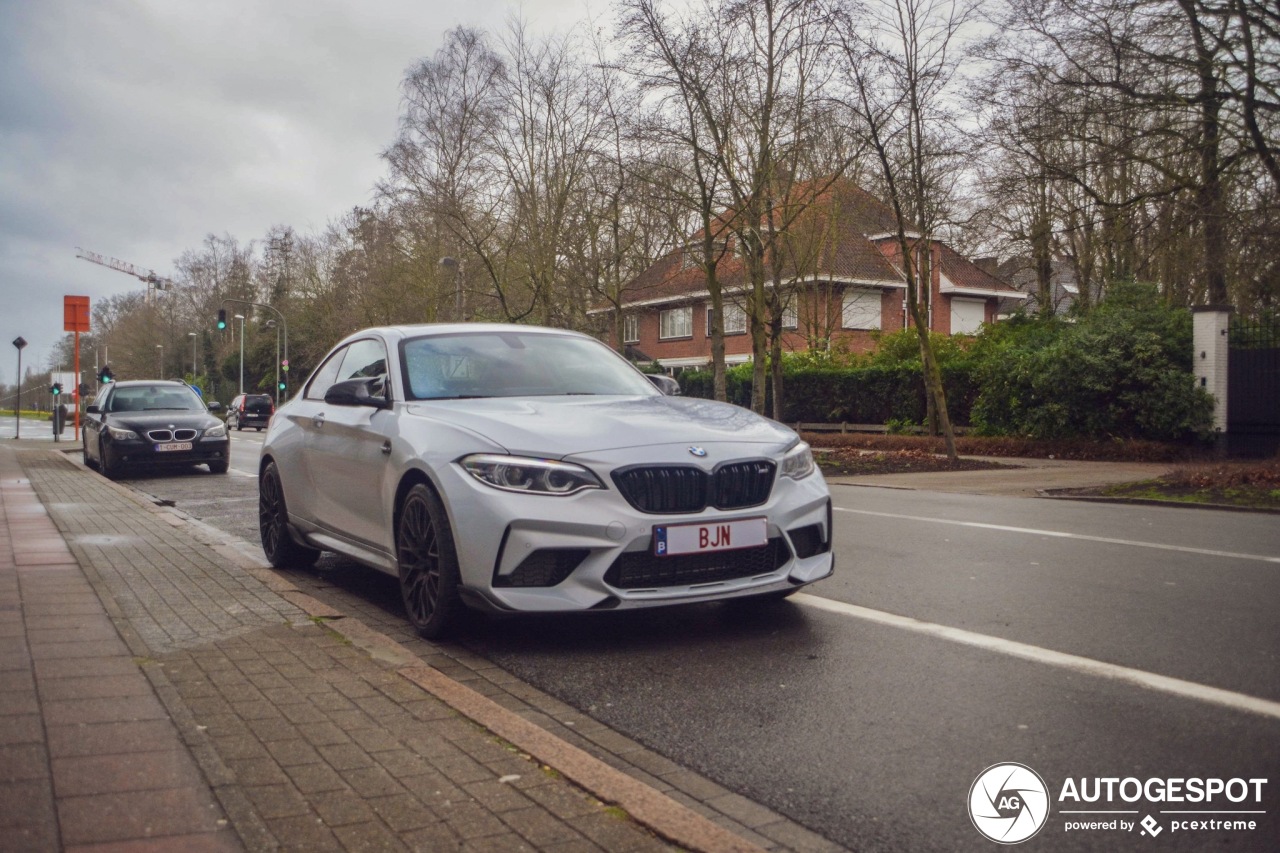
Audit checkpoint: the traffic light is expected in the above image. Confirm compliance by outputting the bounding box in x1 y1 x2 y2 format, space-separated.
97 365 114 384
217 309 227 330
51 382 62 396
78 383 89 397
278 380 286 391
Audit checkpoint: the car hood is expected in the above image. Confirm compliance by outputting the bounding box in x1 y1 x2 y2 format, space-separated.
405 395 796 458
104 411 221 431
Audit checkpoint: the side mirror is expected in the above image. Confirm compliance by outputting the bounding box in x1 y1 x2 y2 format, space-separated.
86 404 101 414
325 377 391 409
206 401 223 413
645 373 681 396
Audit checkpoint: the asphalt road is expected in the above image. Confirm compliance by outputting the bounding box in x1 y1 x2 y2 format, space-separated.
98 434 1280 852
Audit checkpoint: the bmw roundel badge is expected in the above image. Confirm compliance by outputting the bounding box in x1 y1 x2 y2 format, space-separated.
688 446 707 457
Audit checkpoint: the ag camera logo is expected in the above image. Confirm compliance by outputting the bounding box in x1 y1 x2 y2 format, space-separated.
969 763 1050 844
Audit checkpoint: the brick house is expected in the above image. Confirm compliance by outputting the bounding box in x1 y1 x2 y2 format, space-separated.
600 181 1025 371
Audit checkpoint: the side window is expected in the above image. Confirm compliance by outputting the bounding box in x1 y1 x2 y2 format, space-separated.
338 339 389 381
304 347 347 401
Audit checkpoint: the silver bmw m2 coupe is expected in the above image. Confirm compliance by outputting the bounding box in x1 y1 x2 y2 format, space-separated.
259 324 833 637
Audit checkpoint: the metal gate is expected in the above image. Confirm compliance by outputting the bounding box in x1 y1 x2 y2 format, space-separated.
1228 318 1280 457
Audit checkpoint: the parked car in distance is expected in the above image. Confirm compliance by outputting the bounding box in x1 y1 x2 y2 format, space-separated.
258 324 834 639
83 380 229 478
227 393 274 431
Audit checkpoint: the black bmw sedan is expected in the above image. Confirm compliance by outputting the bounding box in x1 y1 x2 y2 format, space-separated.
83 380 229 478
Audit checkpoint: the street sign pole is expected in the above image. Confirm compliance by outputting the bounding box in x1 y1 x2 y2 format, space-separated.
64 296 90 442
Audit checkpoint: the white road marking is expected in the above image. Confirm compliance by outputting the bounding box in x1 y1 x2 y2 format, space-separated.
793 593 1280 721
833 507 1280 564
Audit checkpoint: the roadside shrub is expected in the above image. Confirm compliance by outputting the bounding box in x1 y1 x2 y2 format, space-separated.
969 282 1212 442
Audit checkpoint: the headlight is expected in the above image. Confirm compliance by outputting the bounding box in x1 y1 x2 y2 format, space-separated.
460 454 603 495
107 426 139 440
204 423 227 438
780 441 815 480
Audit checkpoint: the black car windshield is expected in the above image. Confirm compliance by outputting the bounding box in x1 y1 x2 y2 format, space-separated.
400 331 659 401
108 386 205 413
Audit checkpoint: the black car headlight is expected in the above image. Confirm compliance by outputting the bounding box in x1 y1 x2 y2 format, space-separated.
780 441 816 480
107 426 139 440
460 454 603 496
204 423 228 438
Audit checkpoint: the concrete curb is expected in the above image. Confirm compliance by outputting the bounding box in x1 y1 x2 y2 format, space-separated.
399 665 767 853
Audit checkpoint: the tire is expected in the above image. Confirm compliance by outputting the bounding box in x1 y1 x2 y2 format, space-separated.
396 484 462 640
100 440 122 480
259 461 320 569
236 423 244 431
208 460 229 474
256 427 263 432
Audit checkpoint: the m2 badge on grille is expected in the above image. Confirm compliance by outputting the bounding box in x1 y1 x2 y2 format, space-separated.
653 517 767 557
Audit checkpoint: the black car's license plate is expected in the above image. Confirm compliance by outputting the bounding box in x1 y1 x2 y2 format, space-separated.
155 442 193 452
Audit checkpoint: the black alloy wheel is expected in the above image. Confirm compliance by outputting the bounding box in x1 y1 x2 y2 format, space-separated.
259 461 320 569
396 484 461 639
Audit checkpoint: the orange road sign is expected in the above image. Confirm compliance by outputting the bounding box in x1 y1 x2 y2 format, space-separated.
64 295 90 333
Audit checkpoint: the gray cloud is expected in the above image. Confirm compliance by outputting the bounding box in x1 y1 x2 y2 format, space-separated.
0 0 598 383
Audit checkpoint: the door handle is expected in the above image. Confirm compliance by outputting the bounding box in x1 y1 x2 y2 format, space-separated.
312 413 325 429
381 441 392 455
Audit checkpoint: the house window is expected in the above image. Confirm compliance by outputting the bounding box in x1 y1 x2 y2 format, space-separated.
623 315 639 344
707 303 747 336
781 302 798 330
660 306 693 339
950 297 986 335
841 288 882 330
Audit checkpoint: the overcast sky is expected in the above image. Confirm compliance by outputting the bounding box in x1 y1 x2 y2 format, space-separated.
0 0 605 386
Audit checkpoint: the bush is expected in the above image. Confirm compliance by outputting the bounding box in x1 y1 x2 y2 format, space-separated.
969 282 1212 442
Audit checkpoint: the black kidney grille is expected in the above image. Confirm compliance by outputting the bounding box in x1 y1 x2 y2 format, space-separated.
612 460 777 514
612 466 707 513
712 460 776 509
604 537 790 589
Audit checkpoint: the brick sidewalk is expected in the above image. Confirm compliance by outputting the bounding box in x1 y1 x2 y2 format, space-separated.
2 446 835 852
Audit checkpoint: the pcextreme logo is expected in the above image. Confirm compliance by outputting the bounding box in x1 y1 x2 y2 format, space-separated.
969 763 1051 844
969 763 1269 844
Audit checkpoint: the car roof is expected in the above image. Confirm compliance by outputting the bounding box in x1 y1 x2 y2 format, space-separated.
337 323 595 348
108 380 194 389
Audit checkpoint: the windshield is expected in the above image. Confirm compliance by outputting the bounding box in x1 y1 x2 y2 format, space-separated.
108 386 205 413
399 331 659 401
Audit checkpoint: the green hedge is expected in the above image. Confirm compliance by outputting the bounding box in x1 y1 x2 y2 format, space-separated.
677 283 1213 442
679 363 979 426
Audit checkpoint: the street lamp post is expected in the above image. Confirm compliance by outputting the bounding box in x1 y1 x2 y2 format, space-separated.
188 332 197 378
12 336 26 440
234 314 245 394
156 344 163 377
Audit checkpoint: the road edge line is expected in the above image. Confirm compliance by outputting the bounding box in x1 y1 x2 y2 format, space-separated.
794 593 1280 722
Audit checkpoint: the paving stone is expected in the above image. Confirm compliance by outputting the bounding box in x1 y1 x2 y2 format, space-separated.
311 790 378 827
241 783 313 820
46 720 182 758
58 786 225 846
330 820 409 852
502 806 587 847
266 814 343 852
51 750 203 797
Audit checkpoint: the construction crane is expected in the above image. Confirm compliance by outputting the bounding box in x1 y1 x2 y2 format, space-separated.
75 247 177 304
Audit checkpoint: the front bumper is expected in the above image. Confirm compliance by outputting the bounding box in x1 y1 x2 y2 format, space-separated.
436 453 834 613
105 436 230 468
